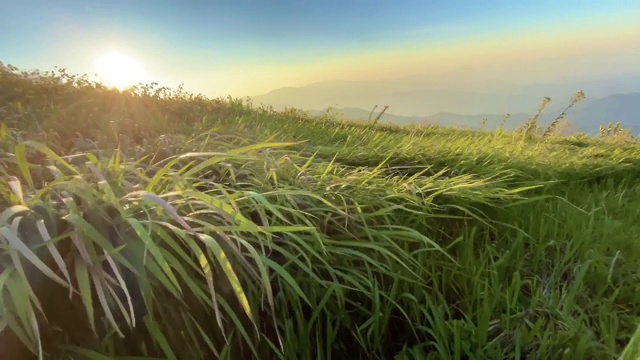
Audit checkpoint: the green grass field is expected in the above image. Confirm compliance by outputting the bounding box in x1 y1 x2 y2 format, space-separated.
2 63 640 360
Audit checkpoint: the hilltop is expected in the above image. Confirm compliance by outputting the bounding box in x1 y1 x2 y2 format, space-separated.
2 63 640 360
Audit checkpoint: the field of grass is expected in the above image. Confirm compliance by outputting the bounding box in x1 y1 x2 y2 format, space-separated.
2 63 640 360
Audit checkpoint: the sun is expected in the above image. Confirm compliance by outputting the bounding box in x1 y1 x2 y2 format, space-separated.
95 51 146 89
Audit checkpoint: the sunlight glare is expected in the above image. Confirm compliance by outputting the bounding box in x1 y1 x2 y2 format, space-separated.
96 51 146 89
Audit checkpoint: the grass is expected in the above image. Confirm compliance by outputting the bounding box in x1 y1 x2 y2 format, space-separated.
2 62 640 359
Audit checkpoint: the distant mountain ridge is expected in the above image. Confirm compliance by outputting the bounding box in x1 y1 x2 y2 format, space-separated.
566 93 640 134
250 70 640 135
251 74 640 117
302 93 640 135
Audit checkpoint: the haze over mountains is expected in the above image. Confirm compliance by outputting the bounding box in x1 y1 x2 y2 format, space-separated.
251 71 640 135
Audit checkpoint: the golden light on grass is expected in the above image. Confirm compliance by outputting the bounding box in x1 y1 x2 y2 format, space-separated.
95 51 146 89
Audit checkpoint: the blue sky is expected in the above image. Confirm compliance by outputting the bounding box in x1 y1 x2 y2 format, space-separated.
1 0 639 96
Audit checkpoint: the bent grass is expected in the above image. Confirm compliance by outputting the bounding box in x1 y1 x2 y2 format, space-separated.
2 63 640 359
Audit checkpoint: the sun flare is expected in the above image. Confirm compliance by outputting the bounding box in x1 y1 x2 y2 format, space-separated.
95 51 146 89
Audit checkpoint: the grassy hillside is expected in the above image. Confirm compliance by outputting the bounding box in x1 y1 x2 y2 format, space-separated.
305 107 422 126
2 63 640 360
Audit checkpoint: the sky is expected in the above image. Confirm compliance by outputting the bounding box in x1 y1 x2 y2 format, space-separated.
1 0 639 97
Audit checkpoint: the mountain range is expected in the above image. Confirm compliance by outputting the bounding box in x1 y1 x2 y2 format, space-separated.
251 74 640 135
